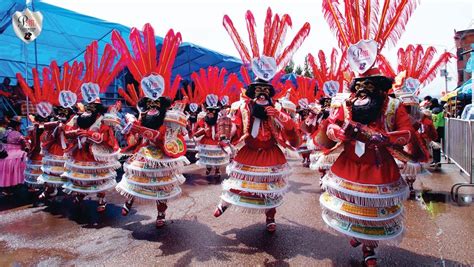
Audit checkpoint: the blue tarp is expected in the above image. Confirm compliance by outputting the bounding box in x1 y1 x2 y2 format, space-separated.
0 0 242 87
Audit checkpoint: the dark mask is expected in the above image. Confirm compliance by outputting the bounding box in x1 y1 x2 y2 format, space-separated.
139 97 171 130
251 100 271 120
351 82 385 125
204 109 219 126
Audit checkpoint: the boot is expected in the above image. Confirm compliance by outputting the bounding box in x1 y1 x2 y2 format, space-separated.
96 192 107 213
156 200 168 228
265 208 277 233
121 198 134 216
362 245 377 267
213 203 228 217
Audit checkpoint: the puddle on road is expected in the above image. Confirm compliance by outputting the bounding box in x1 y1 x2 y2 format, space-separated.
0 241 77 265
414 191 449 218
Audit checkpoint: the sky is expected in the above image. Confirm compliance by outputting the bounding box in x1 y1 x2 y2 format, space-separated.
44 0 474 98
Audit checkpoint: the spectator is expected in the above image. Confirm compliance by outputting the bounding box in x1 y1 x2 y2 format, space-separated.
0 77 16 118
461 103 474 120
430 98 445 169
420 95 432 108
0 116 27 197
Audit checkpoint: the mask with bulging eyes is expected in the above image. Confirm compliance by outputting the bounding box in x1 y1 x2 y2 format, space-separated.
139 97 171 130
55 106 73 122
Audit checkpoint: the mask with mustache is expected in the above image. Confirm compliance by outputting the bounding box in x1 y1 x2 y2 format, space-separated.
77 103 104 129
138 97 171 130
204 109 219 126
350 80 385 125
251 96 272 120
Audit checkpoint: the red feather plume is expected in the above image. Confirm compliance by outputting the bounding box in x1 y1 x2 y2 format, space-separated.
112 24 182 100
323 0 419 52
224 8 310 72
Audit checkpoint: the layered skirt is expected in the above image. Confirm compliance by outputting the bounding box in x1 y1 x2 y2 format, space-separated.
62 145 120 194
220 139 291 212
116 145 189 201
24 156 43 188
196 137 229 167
320 171 409 243
38 154 67 188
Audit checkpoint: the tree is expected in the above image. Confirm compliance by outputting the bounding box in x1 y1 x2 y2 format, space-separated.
285 60 295 74
303 55 313 78
295 65 303 75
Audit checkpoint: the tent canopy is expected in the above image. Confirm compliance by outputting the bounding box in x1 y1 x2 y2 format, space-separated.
0 0 242 85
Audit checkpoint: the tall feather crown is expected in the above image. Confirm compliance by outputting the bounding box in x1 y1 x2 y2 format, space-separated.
79 41 125 104
390 44 455 96
223 8 311 81
16 67 54 118
50 60 84 108
308 48 352 96
323 0 419 76
112 23 182 106
191 66 242 107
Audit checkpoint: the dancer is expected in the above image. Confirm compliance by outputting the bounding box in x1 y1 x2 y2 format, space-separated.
114 24 189 228
192 67 239 179
36 61 82 201
17 67 54 195
61 41 123 213
214 8 310 232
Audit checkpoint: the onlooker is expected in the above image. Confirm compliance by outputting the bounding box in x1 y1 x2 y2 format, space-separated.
420 95 432 108
0 116 27 197
0 77 16 118
430 98 445 169
461 103 474 120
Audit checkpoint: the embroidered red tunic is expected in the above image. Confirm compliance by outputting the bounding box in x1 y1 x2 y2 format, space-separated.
329 98 414 185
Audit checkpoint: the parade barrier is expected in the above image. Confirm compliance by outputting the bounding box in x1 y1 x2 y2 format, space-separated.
446 118 474 204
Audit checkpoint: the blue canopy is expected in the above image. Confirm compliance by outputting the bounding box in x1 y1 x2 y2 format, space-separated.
0 0 242 88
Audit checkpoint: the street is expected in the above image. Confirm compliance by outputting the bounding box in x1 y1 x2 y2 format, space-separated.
1 160 473 266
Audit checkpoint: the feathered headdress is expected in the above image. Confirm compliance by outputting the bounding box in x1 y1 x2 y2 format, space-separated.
223 7 311 81
191 67 242 109
295 76 319 107
392 44 455 95
112 23 182 106
49 60 84 108
16 67 55 118
308 48 352 97
322 0 419 77
80 41 125 104
322 0 419 51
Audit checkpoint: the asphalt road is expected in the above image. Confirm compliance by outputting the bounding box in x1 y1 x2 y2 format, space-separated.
0 159 473 266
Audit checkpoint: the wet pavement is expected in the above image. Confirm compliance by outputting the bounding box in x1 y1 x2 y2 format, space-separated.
1 160 473 266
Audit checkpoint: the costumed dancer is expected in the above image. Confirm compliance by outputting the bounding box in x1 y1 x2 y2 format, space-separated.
386 45 454 188
61 41 124 212
192 67 238 179
274 87 301 162
293 76 318 167
318 1 422 264
306 49 350 183
114 24 190 228
182 85 203 159
214 8 310 232
29 61 82 201
17 67 54 195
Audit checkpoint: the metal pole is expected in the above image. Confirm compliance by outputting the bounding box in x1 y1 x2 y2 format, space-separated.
444 49 449 94
32 0 38 70
24 43 30 127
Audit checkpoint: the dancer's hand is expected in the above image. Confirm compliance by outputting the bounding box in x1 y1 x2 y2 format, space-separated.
265 106 280 117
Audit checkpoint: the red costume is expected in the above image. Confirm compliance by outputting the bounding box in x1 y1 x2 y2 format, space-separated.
215 7 310 232
61 41 123 212
17 67 55 191
113 24 190 228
